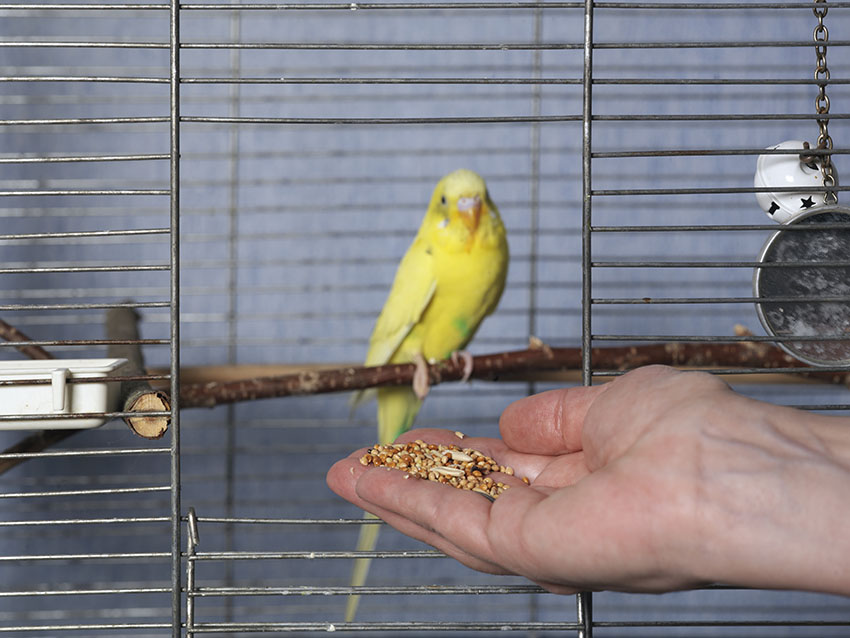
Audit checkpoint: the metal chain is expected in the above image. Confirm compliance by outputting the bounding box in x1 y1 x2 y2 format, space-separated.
813 0 838 203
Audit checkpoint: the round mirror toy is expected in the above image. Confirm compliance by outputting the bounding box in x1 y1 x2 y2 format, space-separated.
753 206 850 367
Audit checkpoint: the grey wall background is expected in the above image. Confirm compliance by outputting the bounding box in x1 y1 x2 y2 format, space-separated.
1 0 849 635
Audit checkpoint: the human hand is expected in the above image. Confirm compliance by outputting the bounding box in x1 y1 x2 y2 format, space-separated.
327 366 850 596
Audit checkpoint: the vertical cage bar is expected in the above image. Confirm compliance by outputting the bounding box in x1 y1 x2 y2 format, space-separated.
579 0 594 635
581 0 594 389
528 5 543 347
577 590 593 638
170 0 183 635
224 10 243 625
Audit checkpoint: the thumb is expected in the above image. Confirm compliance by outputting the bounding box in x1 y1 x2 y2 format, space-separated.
499 384 610 455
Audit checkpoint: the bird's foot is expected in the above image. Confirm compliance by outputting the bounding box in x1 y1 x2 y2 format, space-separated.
412 353 430 400
451 350 474 383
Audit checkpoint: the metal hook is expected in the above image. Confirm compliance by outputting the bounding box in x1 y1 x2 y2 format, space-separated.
187 507 200 550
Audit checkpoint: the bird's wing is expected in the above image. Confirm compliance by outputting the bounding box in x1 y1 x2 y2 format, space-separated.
349 241 434 413
365 238 436 367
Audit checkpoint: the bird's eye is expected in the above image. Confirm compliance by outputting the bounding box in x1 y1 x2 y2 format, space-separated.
440 195 447 206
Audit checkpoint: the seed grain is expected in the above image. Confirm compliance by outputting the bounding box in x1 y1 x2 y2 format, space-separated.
358 440 527 499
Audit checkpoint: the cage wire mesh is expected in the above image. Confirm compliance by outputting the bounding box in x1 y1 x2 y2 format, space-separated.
2 0 850 636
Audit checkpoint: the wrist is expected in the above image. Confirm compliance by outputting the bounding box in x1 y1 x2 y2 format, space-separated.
694 399 850 596
786 411 850 596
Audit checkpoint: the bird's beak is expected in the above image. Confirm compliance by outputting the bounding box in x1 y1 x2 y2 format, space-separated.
456 195 482 235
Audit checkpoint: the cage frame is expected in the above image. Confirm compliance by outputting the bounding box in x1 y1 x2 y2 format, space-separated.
2 0 850 636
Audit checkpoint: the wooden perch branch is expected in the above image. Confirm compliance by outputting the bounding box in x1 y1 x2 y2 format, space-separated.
106 306 170 440
0 317 53 360
179 338 849 409
0 429 79 477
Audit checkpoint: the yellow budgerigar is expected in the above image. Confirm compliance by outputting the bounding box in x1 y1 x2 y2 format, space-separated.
346 168 509 621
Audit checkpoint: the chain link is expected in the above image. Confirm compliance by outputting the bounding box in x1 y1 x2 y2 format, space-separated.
813 0 837 203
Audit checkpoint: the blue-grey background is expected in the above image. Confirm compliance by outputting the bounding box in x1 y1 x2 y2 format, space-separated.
1 1 849 635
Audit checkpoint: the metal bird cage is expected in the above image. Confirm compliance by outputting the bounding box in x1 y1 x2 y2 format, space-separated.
2 1 850 636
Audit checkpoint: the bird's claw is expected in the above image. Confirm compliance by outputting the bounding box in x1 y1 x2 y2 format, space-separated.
413 353 430 400
451 350 474 383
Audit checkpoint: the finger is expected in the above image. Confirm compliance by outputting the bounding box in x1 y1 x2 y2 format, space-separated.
353 465 512 574
499 385 610 455
336 453 591 590
530 579 580 595
530 451 590 488
328 453 510 574
355 461 544 574
326 452 371 504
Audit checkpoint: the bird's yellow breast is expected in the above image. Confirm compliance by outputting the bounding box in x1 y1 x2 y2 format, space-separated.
391 225 508 363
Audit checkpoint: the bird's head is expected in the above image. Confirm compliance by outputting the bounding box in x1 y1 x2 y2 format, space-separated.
428 169 498 247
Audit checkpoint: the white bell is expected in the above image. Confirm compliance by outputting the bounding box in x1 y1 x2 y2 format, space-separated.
754 140 832 223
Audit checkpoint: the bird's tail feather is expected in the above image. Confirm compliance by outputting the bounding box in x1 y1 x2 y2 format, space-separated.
345 512 381 623
348 388 377 420
376 386 421 446
345 386 421 622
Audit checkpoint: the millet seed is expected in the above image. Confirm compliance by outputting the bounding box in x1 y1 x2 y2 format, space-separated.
358 440 527 499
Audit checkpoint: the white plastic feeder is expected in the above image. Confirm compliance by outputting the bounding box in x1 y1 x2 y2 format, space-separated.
0 358 129 430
